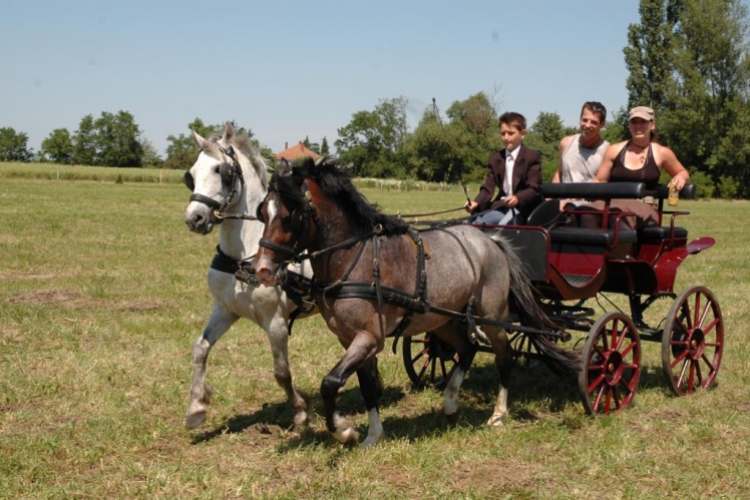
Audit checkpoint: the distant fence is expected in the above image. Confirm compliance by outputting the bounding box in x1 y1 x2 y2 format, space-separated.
0 163 467 192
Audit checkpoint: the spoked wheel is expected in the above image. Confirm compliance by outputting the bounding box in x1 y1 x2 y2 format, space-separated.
662 286 724 396
578 312 642 415
402 332 459 390
509 331 543 367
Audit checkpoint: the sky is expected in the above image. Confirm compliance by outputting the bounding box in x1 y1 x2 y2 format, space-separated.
0 1 641 158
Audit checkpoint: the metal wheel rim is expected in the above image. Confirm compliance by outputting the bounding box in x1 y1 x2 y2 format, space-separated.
661 286 724 396
578 312 642 415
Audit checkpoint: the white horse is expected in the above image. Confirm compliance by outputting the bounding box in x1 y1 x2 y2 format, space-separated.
183 122 314 430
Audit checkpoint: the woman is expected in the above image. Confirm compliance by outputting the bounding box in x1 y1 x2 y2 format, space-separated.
589 106 689 229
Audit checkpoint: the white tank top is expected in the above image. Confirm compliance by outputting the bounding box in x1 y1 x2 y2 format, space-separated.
561 134 609 183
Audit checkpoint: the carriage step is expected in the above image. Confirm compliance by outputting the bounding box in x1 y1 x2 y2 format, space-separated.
561 274 595 287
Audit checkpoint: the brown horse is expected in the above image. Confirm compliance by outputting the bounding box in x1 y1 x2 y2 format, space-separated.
253 159 576 446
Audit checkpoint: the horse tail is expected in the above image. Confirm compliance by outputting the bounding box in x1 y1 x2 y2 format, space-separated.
489 232 581 376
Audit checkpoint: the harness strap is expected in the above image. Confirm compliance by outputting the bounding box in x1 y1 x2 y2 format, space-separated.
427 227 483 340
279 267 316 336
259 237 297 261
390 227 427 353
210 245 258 286
298 232 374 262
372 234 387 347
190 193 222 211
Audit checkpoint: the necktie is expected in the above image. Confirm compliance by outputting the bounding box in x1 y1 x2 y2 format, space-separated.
504 153 514 196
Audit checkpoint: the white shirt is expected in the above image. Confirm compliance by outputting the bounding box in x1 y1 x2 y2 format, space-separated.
504 145 520 196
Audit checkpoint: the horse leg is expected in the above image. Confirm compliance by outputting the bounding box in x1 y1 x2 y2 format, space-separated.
264 314 309 430
484 327 512 427
321 333 379 446
186 304 238 429
432 324 477 426
357 356 384 447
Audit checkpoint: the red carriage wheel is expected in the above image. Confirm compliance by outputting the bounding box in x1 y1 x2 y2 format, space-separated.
662 286 724 396
578 312 642 415
402 332 459 390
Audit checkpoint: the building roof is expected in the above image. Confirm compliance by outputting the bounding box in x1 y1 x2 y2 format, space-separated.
274 141 321 161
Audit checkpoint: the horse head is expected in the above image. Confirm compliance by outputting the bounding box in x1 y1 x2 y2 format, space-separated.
254 159 317 285
184 122 268 234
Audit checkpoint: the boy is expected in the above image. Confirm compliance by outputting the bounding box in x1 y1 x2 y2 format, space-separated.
465 111 542 225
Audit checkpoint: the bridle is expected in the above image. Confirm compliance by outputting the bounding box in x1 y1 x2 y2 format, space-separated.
183 143 247 223
257 185 318 263
258 182 381 269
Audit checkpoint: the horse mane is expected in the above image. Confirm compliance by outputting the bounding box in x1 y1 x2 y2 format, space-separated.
302 159 408 237
269 159 408 238
210 130 269 191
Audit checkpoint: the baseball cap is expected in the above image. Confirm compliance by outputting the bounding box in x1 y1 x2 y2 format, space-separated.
629 106 655 121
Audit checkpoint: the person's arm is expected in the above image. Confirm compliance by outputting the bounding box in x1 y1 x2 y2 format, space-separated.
467 153 499 212
593 143 620 183
553 135 573 183
657 144 690 190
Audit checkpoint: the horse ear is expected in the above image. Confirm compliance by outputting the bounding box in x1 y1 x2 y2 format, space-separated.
221 122 235 144
315 156 340 168
191 129 207 150
278 159 292 176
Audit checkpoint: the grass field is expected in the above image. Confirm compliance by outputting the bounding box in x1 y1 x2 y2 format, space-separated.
1 170 749 498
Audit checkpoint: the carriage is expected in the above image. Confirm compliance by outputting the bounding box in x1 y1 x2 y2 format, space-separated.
183 128 722 445
402 181 723 415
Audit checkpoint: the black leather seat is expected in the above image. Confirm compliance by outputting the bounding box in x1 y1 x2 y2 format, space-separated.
549 227 638 246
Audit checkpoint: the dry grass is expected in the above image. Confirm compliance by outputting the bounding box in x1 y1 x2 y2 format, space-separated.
1 175 749 498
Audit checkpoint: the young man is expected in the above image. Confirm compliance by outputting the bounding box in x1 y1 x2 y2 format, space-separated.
465 111 542 225
552 101 608 183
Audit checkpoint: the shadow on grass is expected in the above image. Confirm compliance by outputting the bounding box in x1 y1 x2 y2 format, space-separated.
276 362 586 450
193 360 678 449
190 385 406 445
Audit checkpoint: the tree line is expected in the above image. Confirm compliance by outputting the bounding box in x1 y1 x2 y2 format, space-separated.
1 0 747 197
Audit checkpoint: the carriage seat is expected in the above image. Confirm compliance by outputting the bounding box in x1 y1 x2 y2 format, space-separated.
548 227 637 246
638 225 688 241
542 181 645 201
637 183 695 242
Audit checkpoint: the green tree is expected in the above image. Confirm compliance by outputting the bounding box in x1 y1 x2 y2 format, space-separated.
139 136 162 168
320 136 330 156
41 128 74 164
163 118 216 170
93 111 143 167
72 115 97 165
400 93 504 184
625 0 750 196
624 0 680 110
667 0 750 194
335 96 410 177
163 119 272 170
525 112 568 181
303 136 321 155
0 127 32 162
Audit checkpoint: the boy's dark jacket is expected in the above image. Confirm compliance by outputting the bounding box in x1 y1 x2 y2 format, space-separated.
474 145 542 218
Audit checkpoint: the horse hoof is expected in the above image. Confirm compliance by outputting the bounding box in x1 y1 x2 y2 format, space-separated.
332 427 359 446
360 435 380 447
185 410 206 429
486 414 506 427
444 407 463 427
292 411 309 432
